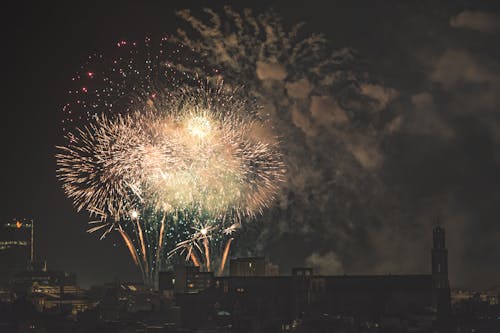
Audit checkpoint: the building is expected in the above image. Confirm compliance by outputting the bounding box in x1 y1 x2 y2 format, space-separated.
265 261 280 276
94 281 164 321
11 266 77 294
292 267 313 276
168 226 451 332
229 257 266 276
28 292 96 317
158 270 175 294
432 226 452 329
170 265 214 293
0 218 33 286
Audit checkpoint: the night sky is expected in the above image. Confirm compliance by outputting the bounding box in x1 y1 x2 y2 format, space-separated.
3 0 500 289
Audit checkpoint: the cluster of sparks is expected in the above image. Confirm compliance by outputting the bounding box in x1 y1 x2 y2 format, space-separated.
56 37 285 284
58 85 284 220
55 6 397 284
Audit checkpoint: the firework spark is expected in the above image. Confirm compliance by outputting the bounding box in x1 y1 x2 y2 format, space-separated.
57 61 286 283
218 237 234 275
58 85 285 219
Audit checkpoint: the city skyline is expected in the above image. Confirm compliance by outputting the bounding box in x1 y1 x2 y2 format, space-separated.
2 0 500 289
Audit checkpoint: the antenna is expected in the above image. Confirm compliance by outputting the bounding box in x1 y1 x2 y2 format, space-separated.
30 218 34 264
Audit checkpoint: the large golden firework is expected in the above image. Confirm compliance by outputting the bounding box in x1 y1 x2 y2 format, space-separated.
57 81 286 283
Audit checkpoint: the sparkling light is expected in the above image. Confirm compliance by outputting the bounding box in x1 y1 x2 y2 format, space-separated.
57 80 285 283
56 37 286 284
186 115 212 139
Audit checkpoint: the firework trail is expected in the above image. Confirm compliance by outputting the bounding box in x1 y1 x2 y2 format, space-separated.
57 36 285 284
118 227 140 268
218 237 234 275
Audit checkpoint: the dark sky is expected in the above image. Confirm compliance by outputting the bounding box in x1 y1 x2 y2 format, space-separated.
2 0 500 288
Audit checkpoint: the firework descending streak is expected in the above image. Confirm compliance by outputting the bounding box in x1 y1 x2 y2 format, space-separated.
56 37 286 286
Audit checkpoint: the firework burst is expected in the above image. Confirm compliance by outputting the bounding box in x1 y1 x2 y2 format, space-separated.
57 38 286 284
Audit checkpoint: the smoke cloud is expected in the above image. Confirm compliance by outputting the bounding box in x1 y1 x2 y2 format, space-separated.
171 6 500 287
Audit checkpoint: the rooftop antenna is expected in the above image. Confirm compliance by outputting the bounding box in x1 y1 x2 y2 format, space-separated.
30 218 34 264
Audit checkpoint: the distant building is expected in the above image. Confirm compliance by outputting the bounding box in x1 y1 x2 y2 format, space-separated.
265 261 280 276
432 226 452 328
10 267 76 294
169 226 452 332
158 271 174 293
6 261 95 318
28 292 96 317
171 265 214 293
94 281 162 321
291 267 313 276
0 218 33 286
229 257 266 276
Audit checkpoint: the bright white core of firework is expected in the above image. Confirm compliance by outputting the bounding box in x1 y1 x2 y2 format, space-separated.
187 115 212 139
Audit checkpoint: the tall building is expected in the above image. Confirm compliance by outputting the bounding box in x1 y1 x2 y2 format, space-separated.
0 218 33 286
432 226 449 289
431 226 452 328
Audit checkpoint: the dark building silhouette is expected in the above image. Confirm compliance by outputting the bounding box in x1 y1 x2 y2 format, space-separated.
10 266 77 296
432 226 452 330
229 257 266 276
0 218 33 286
162 226 452 332
432 226 449 290
172 265 214 293
292 267 313 276
158 270 174 292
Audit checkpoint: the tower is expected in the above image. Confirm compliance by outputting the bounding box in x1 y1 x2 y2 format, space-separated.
432 226 449 289
431 226 451 330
